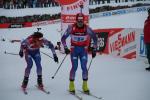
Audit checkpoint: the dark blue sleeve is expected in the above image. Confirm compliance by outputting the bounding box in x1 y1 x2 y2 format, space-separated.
20 38 28 51
61 25 72 48
87 26 97 48
43 38 56 55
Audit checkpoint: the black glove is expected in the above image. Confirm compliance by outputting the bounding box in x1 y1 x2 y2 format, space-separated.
92 48 96 58
53 54 59 63
64 47 70 55
19 50 24 58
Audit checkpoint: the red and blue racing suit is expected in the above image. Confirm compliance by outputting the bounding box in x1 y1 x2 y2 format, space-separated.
61 24 97 81
20 35 56 77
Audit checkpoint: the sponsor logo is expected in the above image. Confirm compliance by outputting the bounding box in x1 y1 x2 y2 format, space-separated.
62 15 76 23
9 24 23 28
65 16 76 20
32 20 60 26
90 32 108 52
139 34 147 57
102 12 111 17
110 31 135 53
102 10 126 17
137 7 147 12
112 10 126 15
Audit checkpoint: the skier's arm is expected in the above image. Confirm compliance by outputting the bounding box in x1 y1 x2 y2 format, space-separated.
19 39 28 58
43 38 56 55
42 38 59 63
20 39 28 51
87 27 97 48
61 25 72 48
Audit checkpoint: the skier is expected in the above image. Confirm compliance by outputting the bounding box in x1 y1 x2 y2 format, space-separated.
61 13 97 93
19 32 59 89
144 8 150 71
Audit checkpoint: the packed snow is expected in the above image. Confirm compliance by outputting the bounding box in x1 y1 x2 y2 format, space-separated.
0 4 150 100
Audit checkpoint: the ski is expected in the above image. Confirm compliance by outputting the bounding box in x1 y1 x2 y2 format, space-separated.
21 87 28 95
68 91 82 100
35 85 50 94
78 90 103 100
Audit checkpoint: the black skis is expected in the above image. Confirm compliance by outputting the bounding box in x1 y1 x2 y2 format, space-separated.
68 91 82 100
78 90 103 100
35 85 50 94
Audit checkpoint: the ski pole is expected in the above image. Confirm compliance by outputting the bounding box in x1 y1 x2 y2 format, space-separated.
51 54 68 79
88 58 93 71
40 51 54 60
4 51 19 56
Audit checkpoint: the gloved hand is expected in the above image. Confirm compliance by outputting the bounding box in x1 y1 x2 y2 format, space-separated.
19 50 24 58
53 54 59 63
92 47 96 58
64 47 70 55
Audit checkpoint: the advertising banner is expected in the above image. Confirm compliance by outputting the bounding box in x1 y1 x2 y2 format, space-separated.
60 0 89 34
108 29 138 59
93 28 144 59
136 30 147 62
89 31 109 54
0 22 32 28
0 20 59 28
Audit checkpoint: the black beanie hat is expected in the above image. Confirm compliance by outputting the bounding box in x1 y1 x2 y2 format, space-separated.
33 32 43 38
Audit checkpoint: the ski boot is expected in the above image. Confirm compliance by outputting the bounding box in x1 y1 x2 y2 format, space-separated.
146 66 150 71
37 75 44 89
21 76 28 89
69 80 75 94
82 80 90 94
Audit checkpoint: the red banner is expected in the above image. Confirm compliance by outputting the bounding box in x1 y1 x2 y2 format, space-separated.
0 23 32 28
93 28 138 59
55 0 77 5
0 20 60 28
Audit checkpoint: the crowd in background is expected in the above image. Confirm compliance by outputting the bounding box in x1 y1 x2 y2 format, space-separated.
0 13 61 24
0 0 147 9
0 0 59 9
0 0 149 24
89 3 150 13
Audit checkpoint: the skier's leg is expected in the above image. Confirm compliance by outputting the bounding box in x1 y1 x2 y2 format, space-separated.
80 48 88 81
69 48 78 92
34 53 42 76
21 76 29 88
22 55 33 88
24 55 33 77
146 44 150 65
33 53 43 87
146 43 150 70
70 48 78 81
79 48 89 93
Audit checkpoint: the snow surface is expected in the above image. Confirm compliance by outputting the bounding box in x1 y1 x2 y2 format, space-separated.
0 5 150 100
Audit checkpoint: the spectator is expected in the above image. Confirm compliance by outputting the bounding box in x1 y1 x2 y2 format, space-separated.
0 0 3 8
144 8 150 71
